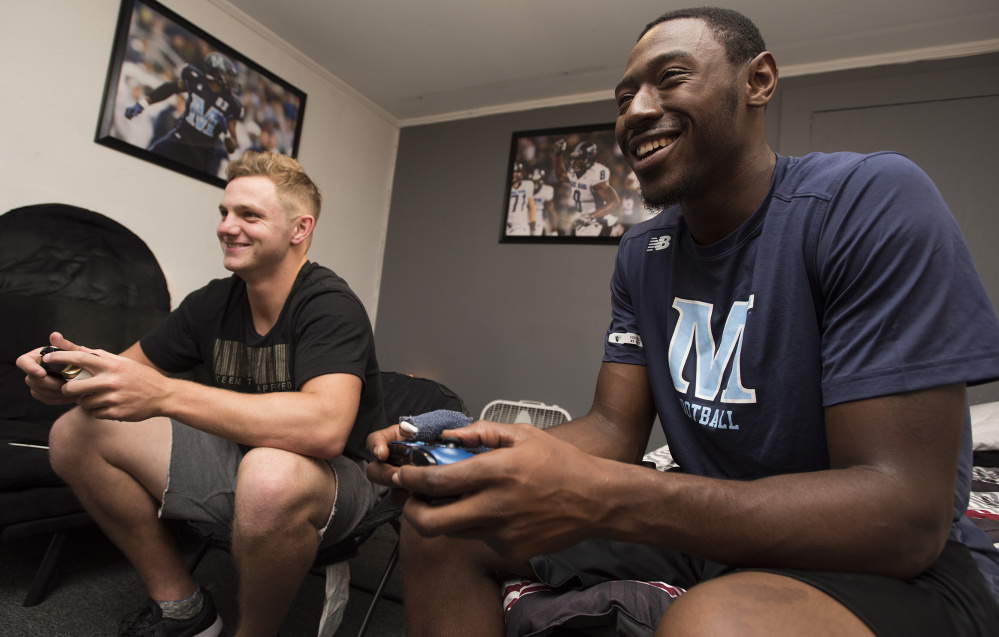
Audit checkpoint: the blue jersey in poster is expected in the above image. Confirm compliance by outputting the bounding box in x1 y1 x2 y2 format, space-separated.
148 65 243 173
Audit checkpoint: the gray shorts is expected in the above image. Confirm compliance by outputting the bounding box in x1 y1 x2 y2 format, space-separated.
159 420 382 548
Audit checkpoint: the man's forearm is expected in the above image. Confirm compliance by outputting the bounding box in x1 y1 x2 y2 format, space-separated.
545 361 656 463
156 374 358 459
546 413 647 463
592 185 621 219
593 459 949 580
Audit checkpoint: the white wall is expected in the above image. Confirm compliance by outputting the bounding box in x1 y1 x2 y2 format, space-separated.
1 0 398 323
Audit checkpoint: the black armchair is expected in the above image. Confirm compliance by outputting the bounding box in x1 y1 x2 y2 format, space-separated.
0 204 170 606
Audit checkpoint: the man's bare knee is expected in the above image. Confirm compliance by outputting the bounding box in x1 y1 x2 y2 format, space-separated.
234 447 334 538
49 411 170 495
48 407 93 476
656 572 874 637
48 408 120 479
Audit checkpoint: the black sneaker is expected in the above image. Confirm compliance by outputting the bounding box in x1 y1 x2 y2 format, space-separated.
118 586 223 636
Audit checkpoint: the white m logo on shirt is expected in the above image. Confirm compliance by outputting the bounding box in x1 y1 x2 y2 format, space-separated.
668 296 756 403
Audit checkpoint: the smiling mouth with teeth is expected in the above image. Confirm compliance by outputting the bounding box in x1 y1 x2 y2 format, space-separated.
636 136 678 160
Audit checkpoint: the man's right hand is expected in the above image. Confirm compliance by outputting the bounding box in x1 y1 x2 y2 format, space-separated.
16 332 85 406
553 138 567 154
124 103 144 119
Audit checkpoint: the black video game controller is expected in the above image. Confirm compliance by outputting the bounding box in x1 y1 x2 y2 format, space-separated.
387 436 477 467
37 346 93 381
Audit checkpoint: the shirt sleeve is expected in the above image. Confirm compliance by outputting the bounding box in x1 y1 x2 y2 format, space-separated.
603 237 648 367
139 286 211 374
816 152 999 405
291 288 375 390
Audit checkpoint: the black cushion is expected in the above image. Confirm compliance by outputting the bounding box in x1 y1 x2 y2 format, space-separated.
380 372 468 423
0 420 62 492
0 204 170 542
0 203 169 309
0 204 170 424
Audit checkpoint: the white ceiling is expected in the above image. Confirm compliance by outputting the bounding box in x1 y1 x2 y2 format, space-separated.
221 0 999 126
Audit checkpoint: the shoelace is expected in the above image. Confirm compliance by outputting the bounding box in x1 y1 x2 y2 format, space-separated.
118 600 160 635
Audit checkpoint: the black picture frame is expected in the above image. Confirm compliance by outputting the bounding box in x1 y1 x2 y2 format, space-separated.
95 0 307 188
501 123 653 244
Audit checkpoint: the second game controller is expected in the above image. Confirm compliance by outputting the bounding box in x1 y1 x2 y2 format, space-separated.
38 346 93 381
387 437 478 467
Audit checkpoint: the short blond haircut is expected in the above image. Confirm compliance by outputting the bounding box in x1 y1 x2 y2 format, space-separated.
226 151 323 222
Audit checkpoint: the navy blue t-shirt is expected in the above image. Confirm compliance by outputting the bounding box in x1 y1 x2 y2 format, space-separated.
604 152 999 595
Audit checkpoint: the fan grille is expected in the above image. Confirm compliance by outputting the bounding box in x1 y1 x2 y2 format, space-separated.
480 400 571 430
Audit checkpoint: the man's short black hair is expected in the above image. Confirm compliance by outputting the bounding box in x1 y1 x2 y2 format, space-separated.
640 7 766 65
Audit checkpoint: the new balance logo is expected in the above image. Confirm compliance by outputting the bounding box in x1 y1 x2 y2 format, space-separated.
647 235 672 252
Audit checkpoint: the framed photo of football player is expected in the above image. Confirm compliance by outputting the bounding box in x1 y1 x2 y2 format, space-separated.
95 0 307 188
501 124 653 244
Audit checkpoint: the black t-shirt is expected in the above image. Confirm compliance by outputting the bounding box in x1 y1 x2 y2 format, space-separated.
140 261 385 460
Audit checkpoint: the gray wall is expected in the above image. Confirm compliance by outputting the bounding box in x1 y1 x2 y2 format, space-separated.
374 53 999 436
375 101 623 421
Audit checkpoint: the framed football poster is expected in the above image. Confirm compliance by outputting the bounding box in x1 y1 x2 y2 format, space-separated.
95 0 307 188
501 123 653 244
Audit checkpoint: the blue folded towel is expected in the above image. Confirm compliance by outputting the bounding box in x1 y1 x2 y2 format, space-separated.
399 409 489 453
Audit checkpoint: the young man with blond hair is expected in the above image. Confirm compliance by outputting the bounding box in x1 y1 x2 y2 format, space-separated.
18 151 385 636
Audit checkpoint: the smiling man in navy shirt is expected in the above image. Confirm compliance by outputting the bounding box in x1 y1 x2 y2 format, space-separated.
368 8 999 637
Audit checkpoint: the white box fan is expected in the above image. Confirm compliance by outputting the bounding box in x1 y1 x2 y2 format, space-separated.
479 400 571 430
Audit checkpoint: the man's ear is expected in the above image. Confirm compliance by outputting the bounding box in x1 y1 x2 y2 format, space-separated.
746 51 778 108
290 214 316 246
